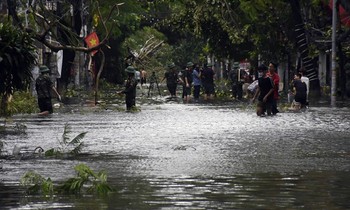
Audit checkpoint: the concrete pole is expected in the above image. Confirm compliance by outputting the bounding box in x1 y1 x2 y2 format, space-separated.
331 0 337 107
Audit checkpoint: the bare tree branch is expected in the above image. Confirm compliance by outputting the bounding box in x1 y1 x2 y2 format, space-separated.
24 2 123 53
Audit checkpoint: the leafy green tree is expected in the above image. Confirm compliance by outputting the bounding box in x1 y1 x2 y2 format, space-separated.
0 23 37 117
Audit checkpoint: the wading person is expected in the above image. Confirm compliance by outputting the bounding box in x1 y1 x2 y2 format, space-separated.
192 64 202 102
161 63 178 98
252 64 274 117
201 62 216 100
289 73 307 111
35 65 61 116
141 68 147 86
118 66 138 111
299 69 310 106
229 62 243 100
267 62 280 115
181 62 194 103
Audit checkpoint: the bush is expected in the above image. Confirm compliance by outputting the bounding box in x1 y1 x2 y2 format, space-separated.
7 91 38 115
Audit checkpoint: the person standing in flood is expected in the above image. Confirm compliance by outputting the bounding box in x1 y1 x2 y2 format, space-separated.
180 62 194 103
192 64 202 102
229 62 243 100
161 63 178 98
118 66 138 111
35 65 61 116
289 73 307 111
267 62 280 115
252 64 274 116
299 69 309 106
201 62 216 100
140 68 147 86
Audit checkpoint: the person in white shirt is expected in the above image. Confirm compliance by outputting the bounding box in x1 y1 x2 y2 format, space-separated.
299 70 310 106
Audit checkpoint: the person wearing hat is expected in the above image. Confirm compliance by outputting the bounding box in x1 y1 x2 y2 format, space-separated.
35 65 61 115
161 63 178 98
118 66 138 111
201 62 216 100
251 64 274 116
228 62 242 100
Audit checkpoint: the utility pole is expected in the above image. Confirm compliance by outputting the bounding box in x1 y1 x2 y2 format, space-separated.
331 0 337 107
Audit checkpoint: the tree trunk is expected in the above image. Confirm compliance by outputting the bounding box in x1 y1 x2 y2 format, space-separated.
6 0 20 26
56 1 83 92
289 0 321 97
95 50 105 105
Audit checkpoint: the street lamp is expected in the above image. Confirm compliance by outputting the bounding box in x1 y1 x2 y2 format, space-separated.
331 0 337 107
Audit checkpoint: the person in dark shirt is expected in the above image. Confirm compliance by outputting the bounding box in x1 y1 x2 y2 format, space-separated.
229 62 243 100
201 63 215 100
252 64 274 116
289 73 307 111
180 62 194 102
35 65 61 115
161 63 178 98
118 66 138 111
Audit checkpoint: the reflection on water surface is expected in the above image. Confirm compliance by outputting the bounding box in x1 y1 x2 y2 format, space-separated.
1 103 349 209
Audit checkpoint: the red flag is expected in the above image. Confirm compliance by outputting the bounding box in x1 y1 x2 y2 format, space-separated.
84 32 100 56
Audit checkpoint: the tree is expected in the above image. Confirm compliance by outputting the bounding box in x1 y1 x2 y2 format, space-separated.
4 0 125 104
0 23 37 116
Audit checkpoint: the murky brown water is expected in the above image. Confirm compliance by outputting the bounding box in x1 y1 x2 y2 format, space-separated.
1 101 350 209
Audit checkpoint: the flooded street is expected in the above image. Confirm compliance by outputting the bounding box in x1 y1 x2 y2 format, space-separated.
1 101 350 209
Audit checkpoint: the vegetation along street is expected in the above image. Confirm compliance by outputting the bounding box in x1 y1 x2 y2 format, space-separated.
0 1 350 209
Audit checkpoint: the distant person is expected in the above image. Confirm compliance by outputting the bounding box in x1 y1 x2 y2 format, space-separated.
267 62 280 115
252 64 274 116
35 65 61 116
118 66 138 111
192 64 202 102
141 68 147 86
201 62 216 100
161 63 178 98
229 62 243 100
289 73 307 111
135 68 141 84
180 62 194 102
242 68 253 98
299 69 309 106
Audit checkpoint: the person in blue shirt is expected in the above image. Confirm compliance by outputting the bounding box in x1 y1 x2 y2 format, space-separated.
192 64 202 102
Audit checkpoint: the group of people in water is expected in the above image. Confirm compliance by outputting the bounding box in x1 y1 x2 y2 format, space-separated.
159 61 309 116
34 62 309 115
161 62 216 103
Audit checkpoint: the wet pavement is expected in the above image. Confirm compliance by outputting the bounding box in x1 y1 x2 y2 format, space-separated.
0 100 350 209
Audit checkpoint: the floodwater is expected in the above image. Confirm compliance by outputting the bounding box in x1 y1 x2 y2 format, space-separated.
1 100 350 209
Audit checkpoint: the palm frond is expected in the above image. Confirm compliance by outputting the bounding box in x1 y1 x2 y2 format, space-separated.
68 132 87 146
71 142 84 155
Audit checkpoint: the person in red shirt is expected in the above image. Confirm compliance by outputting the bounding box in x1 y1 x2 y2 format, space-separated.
266 62 280 115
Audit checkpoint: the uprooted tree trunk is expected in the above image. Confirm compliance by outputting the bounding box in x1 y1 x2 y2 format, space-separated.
94 50 106 105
